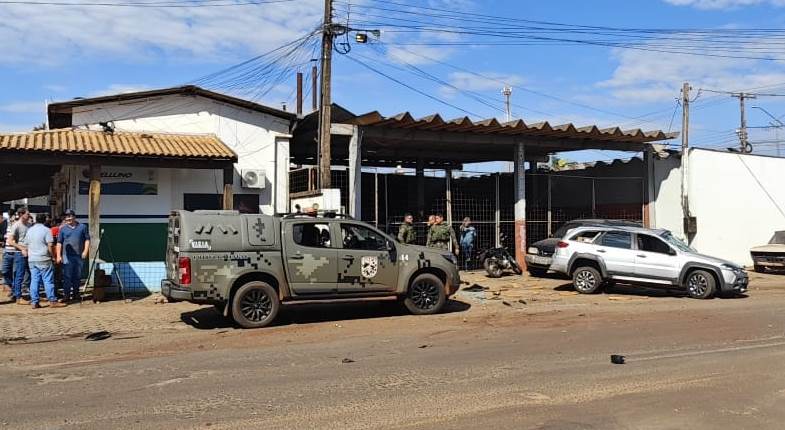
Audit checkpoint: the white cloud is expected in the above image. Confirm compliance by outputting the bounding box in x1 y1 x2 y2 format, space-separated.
597 44 785 104
439 71 524 98
0 1 324 65
664 0 785 8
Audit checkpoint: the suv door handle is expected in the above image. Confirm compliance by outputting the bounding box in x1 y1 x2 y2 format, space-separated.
342 255 355 261
597 249 606 253
637 254 646 258
290 255 304 260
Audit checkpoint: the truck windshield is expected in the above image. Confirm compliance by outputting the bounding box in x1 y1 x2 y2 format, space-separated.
659 231 694 253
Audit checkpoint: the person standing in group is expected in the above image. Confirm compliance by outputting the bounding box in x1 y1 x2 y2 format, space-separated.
23 213 66 309
50 217 63 294
6 208 31 304
427 213 459 255
1 208 14 292
459 217 477 270
56 209 90 303
425 215 436 247
397 213 417 244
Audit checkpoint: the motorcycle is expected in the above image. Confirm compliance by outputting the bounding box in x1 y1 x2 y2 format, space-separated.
478 233 523 278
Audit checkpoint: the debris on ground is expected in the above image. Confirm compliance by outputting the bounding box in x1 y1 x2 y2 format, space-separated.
85 331 112 341
418 344 431 349
559 291 579 296
518 299 527 305
611 354 626 364
502 301 512 306
152 295 168 305
463 284 487 292
341 358 355 364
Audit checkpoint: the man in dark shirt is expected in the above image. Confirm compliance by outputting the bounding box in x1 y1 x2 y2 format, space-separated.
56 209 90 302
0 208 15 294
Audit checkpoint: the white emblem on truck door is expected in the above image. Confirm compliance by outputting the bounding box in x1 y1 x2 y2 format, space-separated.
361 256 379 278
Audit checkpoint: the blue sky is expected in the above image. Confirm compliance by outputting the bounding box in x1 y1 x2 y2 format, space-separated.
4 0 785 162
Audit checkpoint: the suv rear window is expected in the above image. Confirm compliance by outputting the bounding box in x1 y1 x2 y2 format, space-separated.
571 230 602 243
599 231 632 249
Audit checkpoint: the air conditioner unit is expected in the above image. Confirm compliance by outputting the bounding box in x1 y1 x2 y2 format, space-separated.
241 169 266 189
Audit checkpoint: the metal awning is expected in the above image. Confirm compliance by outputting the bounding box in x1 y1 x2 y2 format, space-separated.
291 104 678 168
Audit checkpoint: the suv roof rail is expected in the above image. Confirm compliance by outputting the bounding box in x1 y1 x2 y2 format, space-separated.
280 211 354 220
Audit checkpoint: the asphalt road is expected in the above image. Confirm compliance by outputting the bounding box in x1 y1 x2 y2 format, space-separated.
2 275 785 429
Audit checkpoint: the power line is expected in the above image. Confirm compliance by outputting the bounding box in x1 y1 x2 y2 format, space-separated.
342 54 483 117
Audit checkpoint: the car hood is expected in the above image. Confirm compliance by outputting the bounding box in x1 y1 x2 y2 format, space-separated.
751 244 785 253
531 237 560 252
682 251 741 269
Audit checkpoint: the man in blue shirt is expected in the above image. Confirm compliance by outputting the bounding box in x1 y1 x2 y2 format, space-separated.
459 217 477 271
56 209 90 302
23 213 66 309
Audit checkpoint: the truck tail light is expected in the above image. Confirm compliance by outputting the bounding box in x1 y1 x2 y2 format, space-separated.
178 257 192 286
557 241 569 248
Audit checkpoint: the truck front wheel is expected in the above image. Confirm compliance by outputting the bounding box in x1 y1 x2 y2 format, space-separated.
231 281 280 328
404 273 447 315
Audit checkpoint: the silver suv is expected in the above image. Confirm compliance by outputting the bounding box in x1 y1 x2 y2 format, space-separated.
550 226 748 299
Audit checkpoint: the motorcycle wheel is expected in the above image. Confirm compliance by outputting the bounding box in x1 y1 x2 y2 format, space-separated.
484 258 504 278
510 259 523 275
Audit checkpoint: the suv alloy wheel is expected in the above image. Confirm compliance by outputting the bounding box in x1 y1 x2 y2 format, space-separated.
685 270 716 299
572 266 603 294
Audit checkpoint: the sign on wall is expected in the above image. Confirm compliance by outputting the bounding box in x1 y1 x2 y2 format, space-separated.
78 167 158 195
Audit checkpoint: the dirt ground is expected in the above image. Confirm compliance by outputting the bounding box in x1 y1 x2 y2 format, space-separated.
1 271 784 429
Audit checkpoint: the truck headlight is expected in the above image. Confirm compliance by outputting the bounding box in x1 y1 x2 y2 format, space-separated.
528 247 538 255
442 254 458 266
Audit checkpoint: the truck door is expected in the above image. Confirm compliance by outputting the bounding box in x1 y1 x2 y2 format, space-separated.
336 222 399 293
281 220 338 295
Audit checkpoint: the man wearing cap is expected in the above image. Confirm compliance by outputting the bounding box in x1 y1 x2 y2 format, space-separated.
23 213 66 309
56 210 90 302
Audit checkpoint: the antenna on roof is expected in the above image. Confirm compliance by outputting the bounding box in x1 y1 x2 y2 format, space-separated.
502 86 512 122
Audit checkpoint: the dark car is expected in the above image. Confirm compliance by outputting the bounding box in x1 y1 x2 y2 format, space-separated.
525 219 642 277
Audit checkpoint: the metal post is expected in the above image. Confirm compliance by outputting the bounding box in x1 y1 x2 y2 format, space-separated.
513 143 527 269
348 125 362 219
416 158 425 218
547 174 552 237
494 172 500 248
374 172 379 227
445 169 453 253
222 167 234 211
591 178 596 217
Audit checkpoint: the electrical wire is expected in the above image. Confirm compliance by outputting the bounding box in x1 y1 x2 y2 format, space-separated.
0 0 300 7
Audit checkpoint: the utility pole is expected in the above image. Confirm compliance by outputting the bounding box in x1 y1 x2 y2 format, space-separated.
317 0 334 189
680 82 693 238
502 86 512 122
733 92 756 153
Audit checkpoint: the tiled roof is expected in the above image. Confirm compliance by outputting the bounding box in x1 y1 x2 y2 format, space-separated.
348 111 678 143
0 129 237 161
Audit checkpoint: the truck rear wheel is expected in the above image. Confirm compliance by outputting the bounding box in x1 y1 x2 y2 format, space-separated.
230 281 280 328
404 273 446 315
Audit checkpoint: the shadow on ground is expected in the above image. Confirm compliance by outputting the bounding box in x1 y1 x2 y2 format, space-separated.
553 282 748 300
180 299 472 330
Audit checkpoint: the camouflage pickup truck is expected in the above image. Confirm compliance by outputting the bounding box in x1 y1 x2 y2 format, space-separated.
161 210 461 328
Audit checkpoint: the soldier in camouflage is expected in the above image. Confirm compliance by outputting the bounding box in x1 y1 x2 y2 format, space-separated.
427 214 459 254
397 213 416 244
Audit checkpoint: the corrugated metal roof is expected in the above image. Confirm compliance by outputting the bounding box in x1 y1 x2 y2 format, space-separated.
347 111 677 143
0 129 237 161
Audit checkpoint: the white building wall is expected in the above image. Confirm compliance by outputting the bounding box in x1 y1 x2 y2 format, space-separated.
69 94 292 215
653 148 785 266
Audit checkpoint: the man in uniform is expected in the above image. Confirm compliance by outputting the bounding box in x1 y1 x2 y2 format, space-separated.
397 213 416 244
427 214 459 255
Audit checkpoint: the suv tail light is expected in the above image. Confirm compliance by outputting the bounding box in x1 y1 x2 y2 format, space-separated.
178 257 192 286
556 241 569 248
